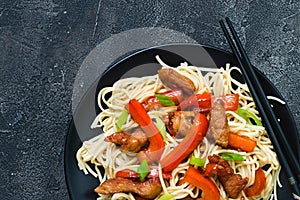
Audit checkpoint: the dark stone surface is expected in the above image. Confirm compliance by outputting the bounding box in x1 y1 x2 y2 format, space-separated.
0 0 299 199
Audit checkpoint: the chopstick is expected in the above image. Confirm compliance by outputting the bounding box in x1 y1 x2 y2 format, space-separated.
219 17 300 196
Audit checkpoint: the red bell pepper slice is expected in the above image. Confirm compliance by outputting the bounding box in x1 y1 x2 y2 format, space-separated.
177 93 212 113
115 168 172 180
203 163 219 177
160 113 208 172
141 89 183 111
126 99 164 162
221 93 239 111
183 166 220 200
245 168 266 197
228 132 257 152
177 93 239 112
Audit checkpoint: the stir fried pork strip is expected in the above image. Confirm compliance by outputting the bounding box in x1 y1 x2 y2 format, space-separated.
165 111 195 137
105 128 148 153
158 68 195 96
94 177 162 199
208 155 247 198
207 99 229 147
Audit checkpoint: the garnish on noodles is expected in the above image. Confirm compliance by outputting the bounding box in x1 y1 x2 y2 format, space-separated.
76 56 280 200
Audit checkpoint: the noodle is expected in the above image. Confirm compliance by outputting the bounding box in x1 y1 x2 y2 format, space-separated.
77 56 280 200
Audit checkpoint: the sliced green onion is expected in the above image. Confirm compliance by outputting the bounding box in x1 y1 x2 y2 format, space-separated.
237 108 262 126
221 153 244 161
292 193 300 200
155 115 167 141
115 109 128 132
137 159 150 181
158 194 175 200
155 93 175 106
189 155 205 167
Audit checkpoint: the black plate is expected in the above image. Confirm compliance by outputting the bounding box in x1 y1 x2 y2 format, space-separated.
65 44 299 200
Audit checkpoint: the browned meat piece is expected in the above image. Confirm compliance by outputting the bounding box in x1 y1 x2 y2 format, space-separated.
208 154 233 176
207 99 229 147
222 174 247 199
133 195 148 200
165 111 195 138
94 177 162 199
105 129 148 153
208 155 247 198
158 68 195 96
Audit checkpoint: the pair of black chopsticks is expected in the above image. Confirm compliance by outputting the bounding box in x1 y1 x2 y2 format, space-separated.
219 18 300 197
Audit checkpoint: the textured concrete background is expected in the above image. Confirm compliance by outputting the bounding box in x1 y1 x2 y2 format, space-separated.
0 0 299 199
